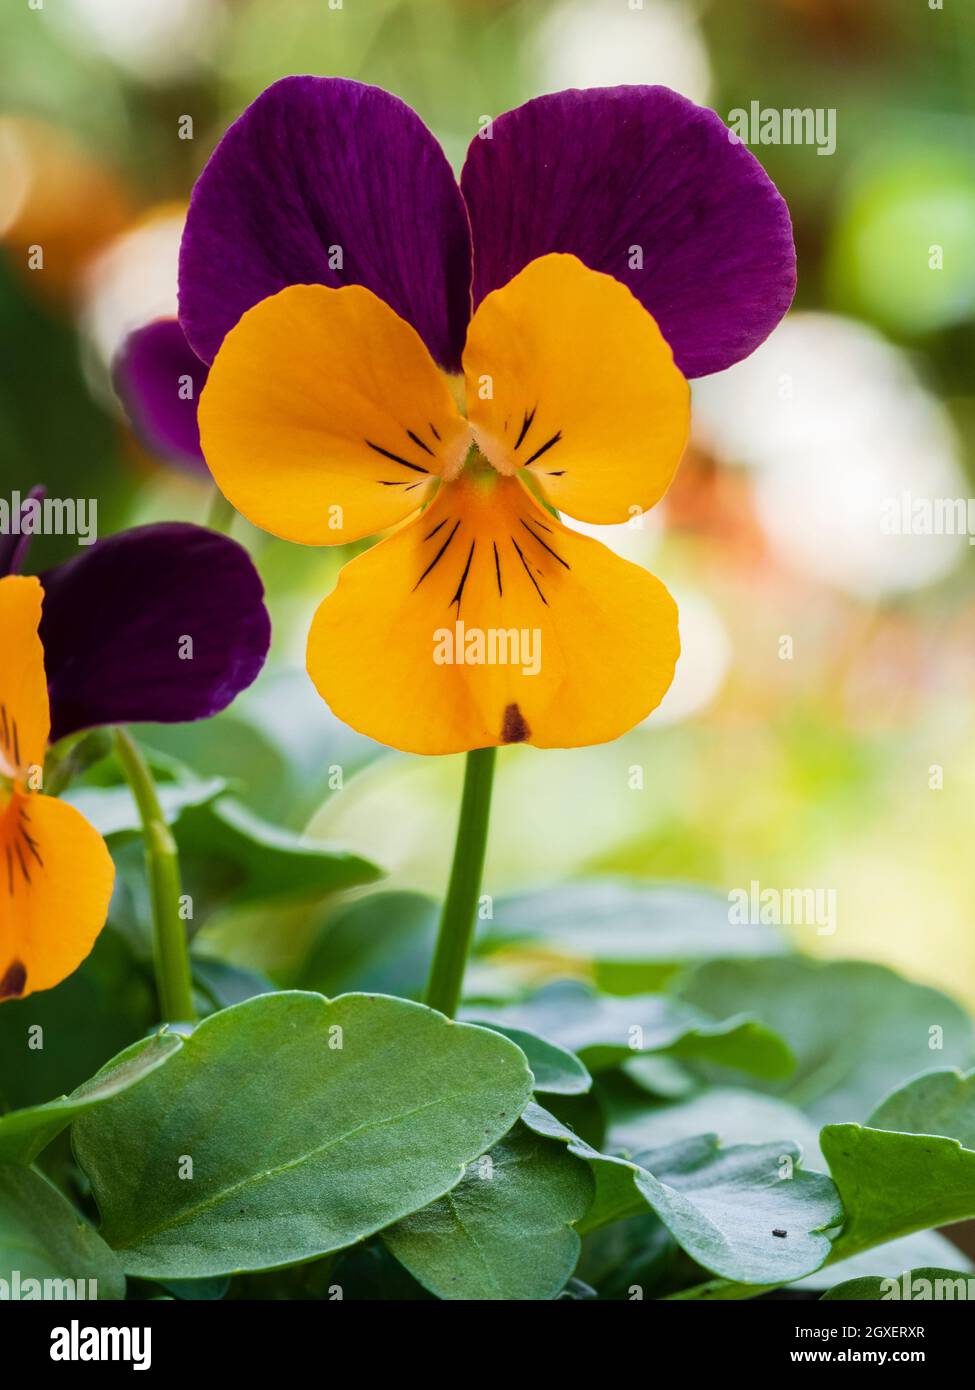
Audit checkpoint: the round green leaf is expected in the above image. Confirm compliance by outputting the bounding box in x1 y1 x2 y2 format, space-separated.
73 991 532 1279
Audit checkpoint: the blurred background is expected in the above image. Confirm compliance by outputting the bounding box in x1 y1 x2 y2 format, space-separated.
2 0 974 1004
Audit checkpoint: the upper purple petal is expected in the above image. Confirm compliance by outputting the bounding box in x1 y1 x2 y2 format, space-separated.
178 76 473 371
461 86 797 378
40 524 271 742
113 319 209 471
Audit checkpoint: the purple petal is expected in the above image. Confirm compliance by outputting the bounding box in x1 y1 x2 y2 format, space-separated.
179 76 472 371
461 87 796 378
113 319 209 471
40 524 270 742
0 487 46 577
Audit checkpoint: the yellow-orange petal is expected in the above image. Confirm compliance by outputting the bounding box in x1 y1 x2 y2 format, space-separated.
306 468 679 754
0 576 50 783
198 283 472 545
462 254 690 525
0 792 115 1000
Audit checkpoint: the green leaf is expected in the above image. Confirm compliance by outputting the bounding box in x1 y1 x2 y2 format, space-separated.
300 891 439 1000
468 981 794 1079
523 1104 842 1285
63 776 227 838
794 1231 973 1291
383 1123 594 1300
467 1023 591 1096
73 991 533 1279
822 1067 975 1263
678 958 975 1121
0 1032 182 1165
176 796 381 907
869 1066 975 1146
605 1085 824 1170
485 882 788 990
821 1267 975 1301
0 1164 125 1299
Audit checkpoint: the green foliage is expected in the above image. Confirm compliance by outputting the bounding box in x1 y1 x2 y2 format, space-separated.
73 992 533 1278
822 1069 975 1262
383 1123 594 1300
0 1164 125 1299
0 1032 180 1165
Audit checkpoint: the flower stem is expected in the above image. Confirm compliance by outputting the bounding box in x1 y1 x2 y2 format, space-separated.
425 746 497 1018
205 486 236 535
113 727 196 1023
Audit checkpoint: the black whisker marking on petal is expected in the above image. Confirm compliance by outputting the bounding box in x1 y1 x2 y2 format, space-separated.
0 704 8 750
13 838 29 886
12 720 20 769
407 429 436 457
529 517 552 532
414 519 460 590
365 440 429 474
546 470 566 477
521 518 570 570
429 422 441 441
450 541 476 612
514 407 536 450
424 518 448 540
524 431 562 467
512 537 548 605
20 827 42 867
493 541 503 597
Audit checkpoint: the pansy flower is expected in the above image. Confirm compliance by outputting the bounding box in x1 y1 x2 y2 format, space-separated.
114 318 209 472
179 77 795 755
0 514 270 1000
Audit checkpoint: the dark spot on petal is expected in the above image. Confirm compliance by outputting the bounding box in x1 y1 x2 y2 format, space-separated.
0 960 27 999
771 1229 787 1238
501 704 530 744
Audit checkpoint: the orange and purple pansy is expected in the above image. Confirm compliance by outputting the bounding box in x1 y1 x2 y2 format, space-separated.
127 77 795 755
0 507 270 1001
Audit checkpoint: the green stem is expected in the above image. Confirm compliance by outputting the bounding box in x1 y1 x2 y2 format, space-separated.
113 727 196 1023
425 747 497 1018
205 486 236 535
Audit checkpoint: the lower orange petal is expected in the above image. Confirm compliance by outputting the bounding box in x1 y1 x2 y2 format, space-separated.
307 469 679 755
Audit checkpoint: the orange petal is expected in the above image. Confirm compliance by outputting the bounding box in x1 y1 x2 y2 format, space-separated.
0 792 114 1000
463 254 689 524
0 576 49 783
198 284 471 545
307 468 679 754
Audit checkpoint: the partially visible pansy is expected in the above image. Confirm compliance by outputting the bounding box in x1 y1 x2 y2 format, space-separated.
113 317 209 471
0 575 112 1002
179 77 795 755
0 514 271 999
